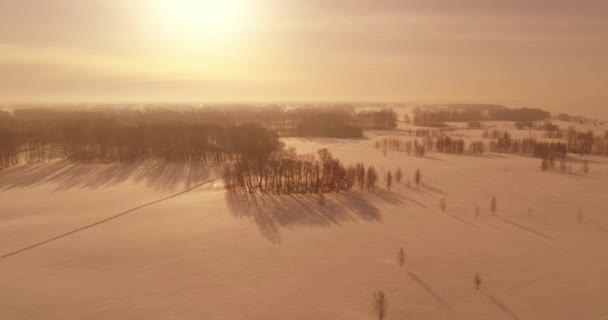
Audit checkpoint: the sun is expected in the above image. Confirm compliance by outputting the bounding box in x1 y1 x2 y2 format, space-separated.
153 0 249 41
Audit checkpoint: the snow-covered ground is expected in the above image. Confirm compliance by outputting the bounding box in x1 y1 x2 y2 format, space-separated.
1 124 608 319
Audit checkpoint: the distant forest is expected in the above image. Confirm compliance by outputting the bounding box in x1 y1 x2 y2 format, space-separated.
0 107 398 169
412 105 550 127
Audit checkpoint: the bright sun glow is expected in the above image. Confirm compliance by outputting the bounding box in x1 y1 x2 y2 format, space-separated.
154 0 249 42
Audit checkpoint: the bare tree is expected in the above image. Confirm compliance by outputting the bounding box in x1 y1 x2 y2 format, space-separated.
582 159 590 175
440 198 447 213
373 291 387 320
318 191 326 207
386 171 393 191
415 169 421 189
395 167 403 184
356 163 366 191
398 248 405 267
475 273 482 290
559 158 567 173
475 207 480 219
367 166 378 192
541 158 549 172
491 196 497 216
577 209 583 223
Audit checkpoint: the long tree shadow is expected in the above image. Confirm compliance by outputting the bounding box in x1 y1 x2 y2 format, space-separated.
499 217 555 240
404 268 451 311
0 161 221 192
371 188 429 209
420 183 449 196
446 213 479 228
482 291 521 320
225 191 382 244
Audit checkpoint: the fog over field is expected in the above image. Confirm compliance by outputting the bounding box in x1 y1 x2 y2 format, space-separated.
1 104 608 319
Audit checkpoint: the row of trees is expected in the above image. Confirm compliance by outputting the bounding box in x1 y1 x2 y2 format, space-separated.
374 138 427 157
435 136 466 154
224 149 379 194
412 106 550 126
374 134 571 159
355 109 398 130
2 107 400 143
0 120 282 167
375 136 465 155
488 136 567 159
0 129 18 169
541 157 589 175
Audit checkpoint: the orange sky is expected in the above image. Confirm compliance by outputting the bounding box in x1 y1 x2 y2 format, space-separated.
0 0 607 116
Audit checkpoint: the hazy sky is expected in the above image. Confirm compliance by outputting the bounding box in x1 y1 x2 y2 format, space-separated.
0 0 607 116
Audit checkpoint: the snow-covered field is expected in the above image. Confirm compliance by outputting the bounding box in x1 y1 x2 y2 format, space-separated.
2 124 608 319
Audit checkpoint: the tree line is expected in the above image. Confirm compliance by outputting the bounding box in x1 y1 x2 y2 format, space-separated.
2 107 401 141
374 138 428 157
488 136 567 159
224 149 380 194
412 106 550 127
374 134 569 159
375 136 464 155
0 109 284 168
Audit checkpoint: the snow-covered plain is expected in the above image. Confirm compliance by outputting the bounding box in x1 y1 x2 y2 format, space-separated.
1 123 608 320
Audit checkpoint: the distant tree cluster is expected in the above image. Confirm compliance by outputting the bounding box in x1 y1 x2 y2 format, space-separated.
435 136 466 154
488 134 567 159
469 141 486 154
224 149 377 194
355 109 398 130
565 127 601 156
412 106 550 126
558 113 607 126
374 136 464 155
482 129 511 140
0 128 18 169
486 124 608 156
490 108 551 121
374 137 427 157
295 111 363 138
541 157 589 175
0 109 284 168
